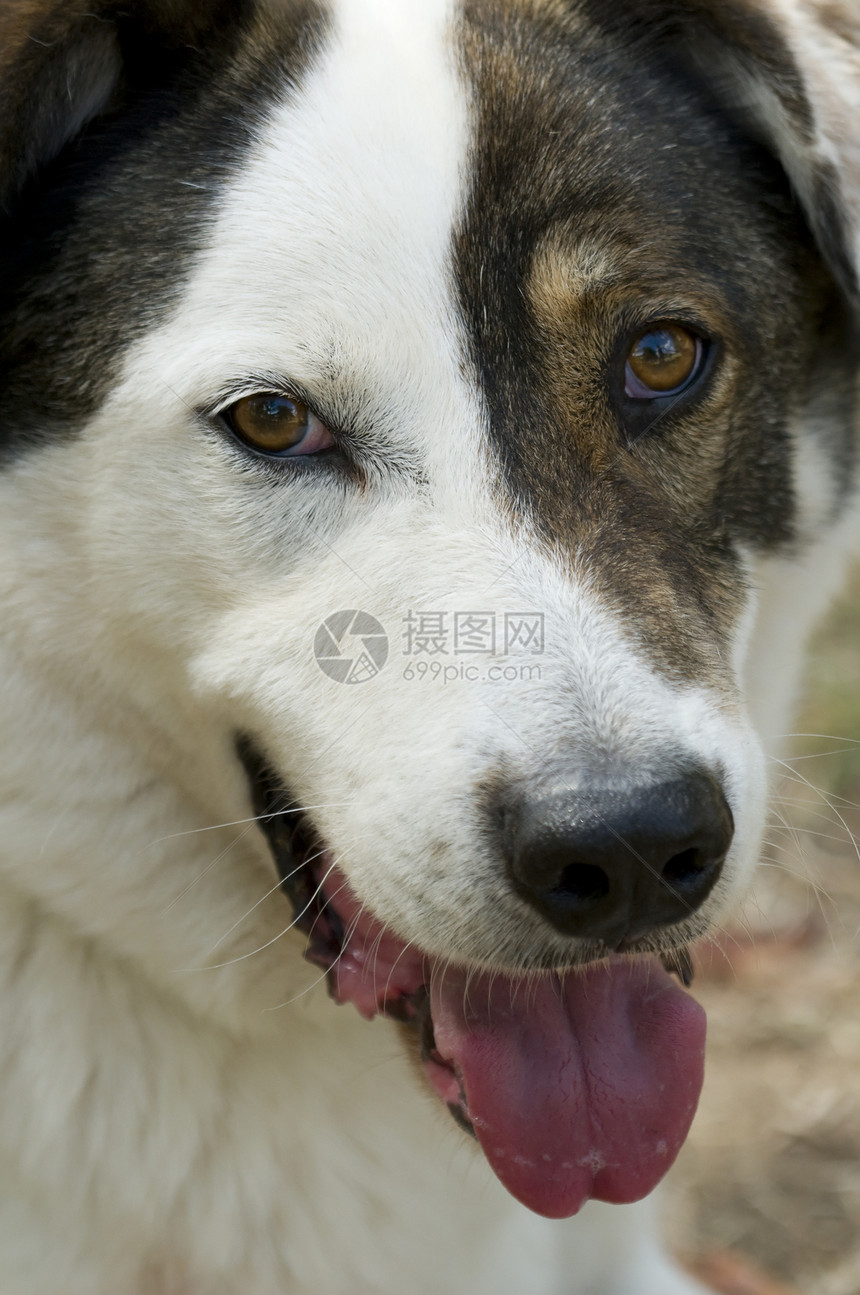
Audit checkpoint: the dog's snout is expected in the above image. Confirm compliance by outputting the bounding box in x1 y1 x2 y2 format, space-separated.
503 772 734 948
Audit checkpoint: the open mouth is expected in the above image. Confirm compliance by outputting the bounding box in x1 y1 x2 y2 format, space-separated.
239 737 707 1220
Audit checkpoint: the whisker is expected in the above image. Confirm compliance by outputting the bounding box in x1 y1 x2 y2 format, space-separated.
267 899 368 1013
767 801 808 856
383 938 419 1004
144 800 355 850
766 817 854 849
770 760 860 867
206 846 329 956
770 796 860 840
163 826 252 914
303 870 351 945
174 857 341 973
772 732 860 746
771 769 860 814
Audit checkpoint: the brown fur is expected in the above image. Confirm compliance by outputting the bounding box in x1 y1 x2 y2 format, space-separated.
811 0 860 45
453 0 856 689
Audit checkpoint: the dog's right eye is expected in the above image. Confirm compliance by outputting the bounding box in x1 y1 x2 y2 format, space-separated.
221 394 334 457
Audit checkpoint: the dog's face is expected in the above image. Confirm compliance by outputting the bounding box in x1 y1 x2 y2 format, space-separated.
1 0 858 1220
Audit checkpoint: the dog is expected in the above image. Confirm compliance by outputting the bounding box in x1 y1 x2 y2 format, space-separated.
0 0 858 1291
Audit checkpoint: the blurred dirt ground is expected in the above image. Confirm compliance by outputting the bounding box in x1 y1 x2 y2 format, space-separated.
666 565 860 1295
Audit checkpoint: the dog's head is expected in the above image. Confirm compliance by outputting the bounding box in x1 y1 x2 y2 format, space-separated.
1 0 858 1219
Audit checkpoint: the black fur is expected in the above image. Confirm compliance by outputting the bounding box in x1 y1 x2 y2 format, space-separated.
0 1 325 460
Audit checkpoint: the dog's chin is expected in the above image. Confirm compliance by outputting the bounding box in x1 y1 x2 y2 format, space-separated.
239 739 708 1220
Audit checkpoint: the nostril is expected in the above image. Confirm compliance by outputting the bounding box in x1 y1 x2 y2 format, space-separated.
661 847 706 890
551 863 610 906
496 767 733 943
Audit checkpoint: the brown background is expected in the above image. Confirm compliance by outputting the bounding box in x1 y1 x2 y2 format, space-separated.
669 564 860 1294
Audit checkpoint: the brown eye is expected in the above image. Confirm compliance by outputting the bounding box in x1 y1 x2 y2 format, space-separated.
625 324 703 399
223 394 334 456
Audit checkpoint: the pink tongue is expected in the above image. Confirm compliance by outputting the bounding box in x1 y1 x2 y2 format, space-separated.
429 961 705 1218
315 867 705 1220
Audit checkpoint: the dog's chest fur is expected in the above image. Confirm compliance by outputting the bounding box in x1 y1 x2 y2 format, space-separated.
0 0 859 1292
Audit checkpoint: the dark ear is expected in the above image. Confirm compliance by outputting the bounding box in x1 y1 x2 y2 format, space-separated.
0 0 234 212
629 0 860 309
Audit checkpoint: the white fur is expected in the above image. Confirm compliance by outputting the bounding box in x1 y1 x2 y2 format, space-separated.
0 1 856 1292
762 0 860 267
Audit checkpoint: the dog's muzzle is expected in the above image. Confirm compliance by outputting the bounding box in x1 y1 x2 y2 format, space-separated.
235 734 712 1221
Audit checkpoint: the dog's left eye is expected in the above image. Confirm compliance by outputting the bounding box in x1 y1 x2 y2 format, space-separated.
222 394 334 456
624 325 705 399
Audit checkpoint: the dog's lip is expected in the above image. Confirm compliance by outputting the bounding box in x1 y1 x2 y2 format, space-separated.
305 859 429 1016
305 855 696 1000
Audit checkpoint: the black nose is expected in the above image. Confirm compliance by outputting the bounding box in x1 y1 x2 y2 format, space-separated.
503 771 733 947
